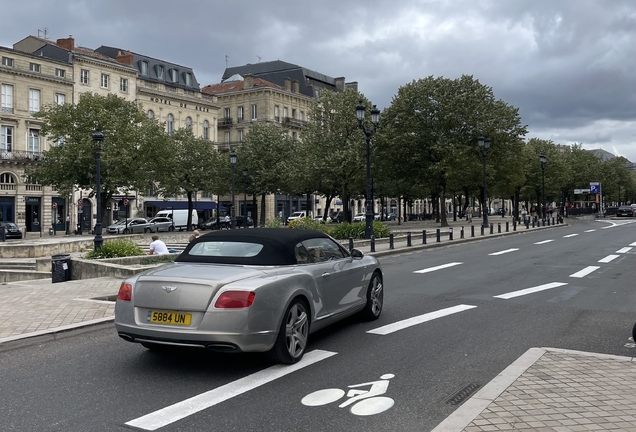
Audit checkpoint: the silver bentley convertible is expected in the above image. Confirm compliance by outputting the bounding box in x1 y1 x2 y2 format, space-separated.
115 228 384 364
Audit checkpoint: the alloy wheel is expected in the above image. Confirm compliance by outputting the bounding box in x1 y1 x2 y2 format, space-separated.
285 303 308 358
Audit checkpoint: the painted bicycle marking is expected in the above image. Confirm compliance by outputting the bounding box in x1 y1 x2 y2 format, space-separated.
301 374 395 416
626 336 636 349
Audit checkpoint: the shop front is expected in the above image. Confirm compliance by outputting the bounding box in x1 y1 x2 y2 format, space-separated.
0 196 15 222
52 197 66 232
24 196 41 232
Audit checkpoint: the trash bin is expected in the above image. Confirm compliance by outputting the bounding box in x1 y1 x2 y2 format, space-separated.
51 254 72 283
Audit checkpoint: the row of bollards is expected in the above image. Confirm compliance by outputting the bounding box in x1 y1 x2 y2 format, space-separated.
347 216 562 252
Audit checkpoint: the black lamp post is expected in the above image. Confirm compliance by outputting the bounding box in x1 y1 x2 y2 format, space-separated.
242 168 248 228
539 154 547 220
230 151 237 229
92 129 105 249
478 136 491 228
356 101 381 239
617 181 621 207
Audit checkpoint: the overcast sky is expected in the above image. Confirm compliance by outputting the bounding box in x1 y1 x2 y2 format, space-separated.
3 0 635 161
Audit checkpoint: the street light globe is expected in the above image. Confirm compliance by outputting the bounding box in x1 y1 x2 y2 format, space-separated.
371 105 380 124
356 101 365 122
230 151 237 165
539 154 547 165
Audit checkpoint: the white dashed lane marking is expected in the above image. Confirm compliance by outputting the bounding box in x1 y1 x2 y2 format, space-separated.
413 262 462 274
367 305 477 335
569 266 600 278
125 350 337 430
494 282 568 300
616 247 632 254
488 248 519 256
534 240 554 245
584 230 596 232
563 234 579 238
630 242 636 247
598 255 619 263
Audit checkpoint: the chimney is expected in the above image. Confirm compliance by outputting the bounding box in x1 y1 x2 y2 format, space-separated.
334 77 345 92
56 36 75 51
244 74 254 89
284 77 291 91
292 79 299 93
345 81 358 92
116 50 134 66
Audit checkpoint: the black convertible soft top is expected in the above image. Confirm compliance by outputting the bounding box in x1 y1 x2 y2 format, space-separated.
175 228 332 265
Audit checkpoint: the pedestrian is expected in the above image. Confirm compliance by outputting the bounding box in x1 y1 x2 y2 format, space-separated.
466 206 472 223
223 214 231 229
188 230 200 243
521 206 527 223
148 234 170 255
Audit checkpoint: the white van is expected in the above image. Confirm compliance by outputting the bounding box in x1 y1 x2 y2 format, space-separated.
287 211 312 224
154 209 199 231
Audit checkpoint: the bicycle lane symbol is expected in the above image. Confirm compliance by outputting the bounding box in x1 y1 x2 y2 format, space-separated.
301 374 395 416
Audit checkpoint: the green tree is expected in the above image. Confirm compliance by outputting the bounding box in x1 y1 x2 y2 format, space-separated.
27 93 169 225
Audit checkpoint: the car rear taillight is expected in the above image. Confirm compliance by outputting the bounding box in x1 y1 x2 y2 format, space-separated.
117 283 132 302
214 291 255 308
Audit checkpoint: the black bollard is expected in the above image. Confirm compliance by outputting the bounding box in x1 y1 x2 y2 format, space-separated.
449 228 453 241
532 219 535 228
389 233 394 250
407 232 412 247
436 228 441 242
422 230 427 244
471 225 475 237
506 221 509 232
461 226 464 239
513 220 516 231
542 219 545 227
498 223 501 233
552 217 555 225
481 226 484 236
490 224 494 235
349 237 354 252
370 235 376 252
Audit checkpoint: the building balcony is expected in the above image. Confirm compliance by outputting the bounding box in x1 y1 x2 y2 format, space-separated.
216 141 243 151
283 117 305 127
0 150 43 162
219 117 233 127
1 107 13 114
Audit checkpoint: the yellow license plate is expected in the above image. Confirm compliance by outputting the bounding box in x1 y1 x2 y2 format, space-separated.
147 310 192 326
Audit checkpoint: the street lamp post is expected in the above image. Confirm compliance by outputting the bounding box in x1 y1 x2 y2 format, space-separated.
617 182 621 207
478 136 491 229
92 130 105 249
230 151 237 229
242 168 248 228
356 101 381 239
539 154 547 221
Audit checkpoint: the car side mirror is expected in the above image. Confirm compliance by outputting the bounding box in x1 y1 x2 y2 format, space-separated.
351 248 364 259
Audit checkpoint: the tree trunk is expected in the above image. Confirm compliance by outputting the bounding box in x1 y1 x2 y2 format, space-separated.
186 190 193 231
252 195 258 227
397 197 402 225
440 186 449 227
260 194 266 225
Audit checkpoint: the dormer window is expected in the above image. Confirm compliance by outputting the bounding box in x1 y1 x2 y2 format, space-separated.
184 73 192 87
169 69 178 83
140 61 148 76
156 65 164 80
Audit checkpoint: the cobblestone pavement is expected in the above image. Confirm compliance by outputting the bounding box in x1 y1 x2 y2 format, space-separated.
432 348 636 431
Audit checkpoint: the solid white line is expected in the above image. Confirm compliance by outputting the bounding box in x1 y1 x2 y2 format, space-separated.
534 240 554 245
494 282 568 300
488 248 519 256
584 230 596 233
413 262 462 274
598 255 619 263
563 234 579 238
616 247 632 254
367 305 477 335
125 349 337 430
569 266 600 278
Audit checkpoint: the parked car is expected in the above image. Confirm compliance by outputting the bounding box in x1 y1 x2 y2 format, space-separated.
287 211 309 224
314 215 331 224
235 215 253 228
352 213 366 222
114 228 383 364
148 217 174 232
154 209 198 231
387 213 397 221
615 205 634 217
106 218 151 234
0 221 22 239
330 212 343 223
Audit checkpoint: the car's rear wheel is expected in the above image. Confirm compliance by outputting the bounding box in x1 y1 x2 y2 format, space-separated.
361 272 383 320
168 226 174 232
144 228 151 233
270 299 309 364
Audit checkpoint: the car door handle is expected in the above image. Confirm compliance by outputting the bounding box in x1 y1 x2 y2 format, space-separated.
322 272 331 278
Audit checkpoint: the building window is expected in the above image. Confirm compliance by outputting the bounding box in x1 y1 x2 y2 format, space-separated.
251 104 257 121
100 74 109 89
120 78 128 92
29 89 40 114
80 69 89 85
1 84 13 113
55 93 65 105
274 105 280 122
140 61 148 76
225 131 230 143
237 106 244 123
292 108 297 119
292 132 297 140
0 173 15 184
28 129 40 153
203 120 209 140
156 65 164 80
55 68 65 78
29 63 41 73
238 129 244 143
185 73 192 86
185 116 192 129
300 111 305 121
170 69 178 83
283 107 288 119
1 126 13 152
147 110 154 119
167 113 174 135
224 108 231 119
1 57 13 67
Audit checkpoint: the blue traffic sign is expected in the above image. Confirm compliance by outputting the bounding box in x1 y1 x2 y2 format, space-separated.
590 182 600 194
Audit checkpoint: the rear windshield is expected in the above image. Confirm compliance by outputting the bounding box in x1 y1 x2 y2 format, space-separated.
187 241 264 258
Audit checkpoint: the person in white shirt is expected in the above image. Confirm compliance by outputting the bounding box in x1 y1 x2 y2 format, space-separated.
148 234 170 255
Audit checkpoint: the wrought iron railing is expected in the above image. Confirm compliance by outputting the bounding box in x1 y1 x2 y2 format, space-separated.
0 150 43 162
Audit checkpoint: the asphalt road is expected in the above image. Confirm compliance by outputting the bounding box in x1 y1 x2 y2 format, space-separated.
1 218 635 432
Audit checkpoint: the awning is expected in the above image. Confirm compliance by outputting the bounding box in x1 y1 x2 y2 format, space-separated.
145 200 225 211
